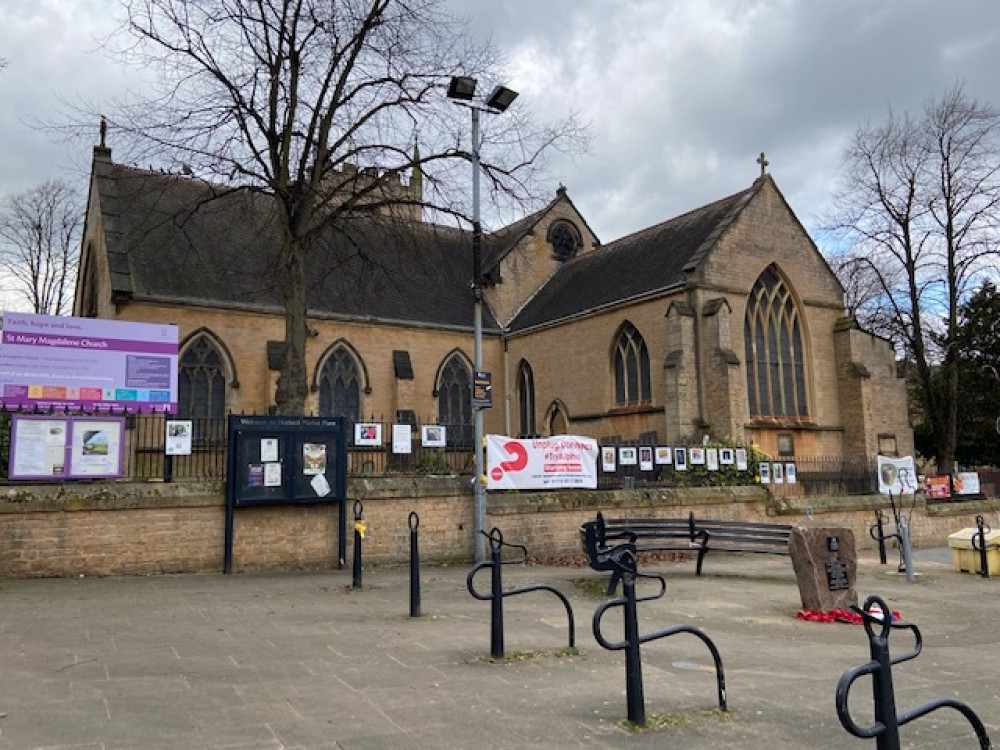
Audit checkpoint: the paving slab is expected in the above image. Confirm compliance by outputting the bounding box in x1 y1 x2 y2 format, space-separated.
0 548 997 749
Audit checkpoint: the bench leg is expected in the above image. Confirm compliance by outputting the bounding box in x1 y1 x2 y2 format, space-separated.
606 569 622 596
696 547 708 576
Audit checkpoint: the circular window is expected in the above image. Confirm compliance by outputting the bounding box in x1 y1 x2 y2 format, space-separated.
548 221 581 261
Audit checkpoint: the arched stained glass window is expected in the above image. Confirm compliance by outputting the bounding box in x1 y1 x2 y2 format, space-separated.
178 334 227 420
613 322 651 405
437 354 472 446
318 346 362 421
744 265 808 418
517 360 536 437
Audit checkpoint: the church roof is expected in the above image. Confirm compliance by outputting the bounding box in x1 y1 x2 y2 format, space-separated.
88 158 498 330
86 151 768 335
508 182 760 332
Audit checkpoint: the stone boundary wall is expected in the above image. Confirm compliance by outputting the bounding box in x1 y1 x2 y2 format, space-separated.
0 479 996 578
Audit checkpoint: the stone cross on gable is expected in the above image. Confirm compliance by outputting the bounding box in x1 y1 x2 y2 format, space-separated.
757 151 769 177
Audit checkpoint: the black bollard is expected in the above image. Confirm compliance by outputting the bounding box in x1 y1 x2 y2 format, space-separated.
352 500 364 589
409 511 421 617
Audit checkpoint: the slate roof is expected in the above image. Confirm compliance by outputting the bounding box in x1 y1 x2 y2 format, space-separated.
90 159 494 330
508 182 760 332
89 154 764 336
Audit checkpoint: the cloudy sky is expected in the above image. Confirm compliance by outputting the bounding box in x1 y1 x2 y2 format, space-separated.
2 0 1000 247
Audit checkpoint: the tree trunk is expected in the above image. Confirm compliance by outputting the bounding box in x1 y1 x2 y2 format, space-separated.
274 233 309 415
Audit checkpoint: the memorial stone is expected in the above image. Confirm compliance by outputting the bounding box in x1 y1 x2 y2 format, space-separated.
789 526 858 611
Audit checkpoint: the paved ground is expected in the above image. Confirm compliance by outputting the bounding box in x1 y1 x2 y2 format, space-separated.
0 547 997 749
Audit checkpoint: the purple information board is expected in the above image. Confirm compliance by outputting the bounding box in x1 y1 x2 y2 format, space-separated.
0 313 178 413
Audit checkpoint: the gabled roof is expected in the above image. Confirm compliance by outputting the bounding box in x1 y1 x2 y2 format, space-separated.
87 157 501 330
509 182 760 332
479 187 600 282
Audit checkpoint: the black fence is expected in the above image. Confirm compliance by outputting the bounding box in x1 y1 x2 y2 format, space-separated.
0 411 474 482
0 409 930 497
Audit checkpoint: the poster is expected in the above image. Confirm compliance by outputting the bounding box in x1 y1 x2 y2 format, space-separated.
486 435 598 490
639 446 653 472
165 420 192 456
392 424 412 454
759 462 771 484
0 312 177 413
619 446 638 465
302 443 326 474
785 463 797 484
689 447 706 465
876 455 920 495
674 448 688 471
421 425 446 447
69 419 124 477
954 472 980 495
655 446 672 465
706 448 719 471
260 437 278 462
354 423 382 446
772 462 784 484
264 462 282 487
9 417 68 478
925 475 951 499
720 448 735 465
736 448 748 471
601 446 616 472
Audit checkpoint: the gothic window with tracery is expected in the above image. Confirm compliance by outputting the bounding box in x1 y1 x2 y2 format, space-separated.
318 346 362 421
437 354 472 445
178 334 227 420
613 322 651 405
744 265 808 418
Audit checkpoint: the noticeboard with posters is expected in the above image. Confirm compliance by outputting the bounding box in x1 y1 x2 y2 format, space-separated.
9 415 124 480
225 415 348 573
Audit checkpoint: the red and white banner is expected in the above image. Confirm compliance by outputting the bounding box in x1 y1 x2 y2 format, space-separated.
486 435 598 491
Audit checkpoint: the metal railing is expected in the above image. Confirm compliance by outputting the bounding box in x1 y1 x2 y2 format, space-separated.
0 408 963 496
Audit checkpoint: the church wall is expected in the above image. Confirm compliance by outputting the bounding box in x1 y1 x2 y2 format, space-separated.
834 325 913 458
506 297 671 441
689 179 863 457
111 300 508 432
487 199 598 327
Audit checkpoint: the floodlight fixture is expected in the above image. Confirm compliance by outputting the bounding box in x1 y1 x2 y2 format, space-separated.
485 85 519 112
447 76 477 101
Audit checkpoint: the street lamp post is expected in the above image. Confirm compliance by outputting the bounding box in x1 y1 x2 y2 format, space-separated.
448 76 518 562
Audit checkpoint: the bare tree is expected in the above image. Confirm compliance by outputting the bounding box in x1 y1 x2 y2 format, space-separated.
92 0 583 414
825 85 1000 472
0 180 81 315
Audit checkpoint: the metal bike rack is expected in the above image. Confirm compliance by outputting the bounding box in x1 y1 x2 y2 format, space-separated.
836 594 992 749
466 527 575 659
869 509 893 566
592 543 727 725
972 514 995 579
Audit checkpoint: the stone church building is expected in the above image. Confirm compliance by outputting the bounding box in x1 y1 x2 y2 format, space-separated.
74 140 913 462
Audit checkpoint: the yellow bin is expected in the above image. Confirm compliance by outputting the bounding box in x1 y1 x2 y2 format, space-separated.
948 528 1000 574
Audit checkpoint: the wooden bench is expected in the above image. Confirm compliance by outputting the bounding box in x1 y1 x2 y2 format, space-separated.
580 511 792 582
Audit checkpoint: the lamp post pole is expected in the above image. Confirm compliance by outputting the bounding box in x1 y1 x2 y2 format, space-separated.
470 104 487 563
447 76 517 563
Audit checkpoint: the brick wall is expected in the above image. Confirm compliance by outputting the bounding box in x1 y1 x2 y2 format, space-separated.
1 479 995 579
